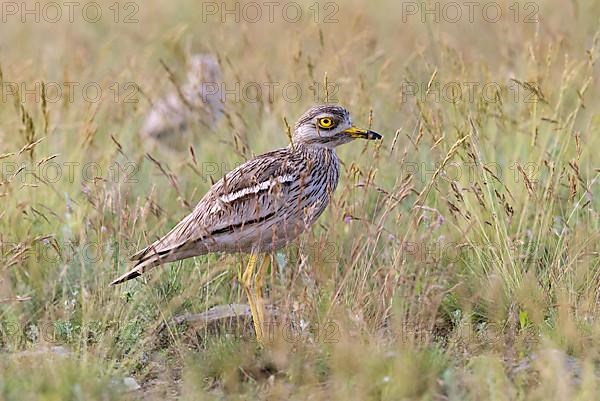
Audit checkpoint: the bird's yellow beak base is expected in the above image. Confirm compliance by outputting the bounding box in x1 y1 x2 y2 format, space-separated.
342 126 382 140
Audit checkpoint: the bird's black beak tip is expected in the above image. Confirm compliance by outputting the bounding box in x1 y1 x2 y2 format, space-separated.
367 130 383 140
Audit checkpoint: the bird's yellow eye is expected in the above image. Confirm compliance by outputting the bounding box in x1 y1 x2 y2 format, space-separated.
317 117 335 129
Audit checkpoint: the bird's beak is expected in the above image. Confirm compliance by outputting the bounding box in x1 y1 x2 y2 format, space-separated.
342 126 382 140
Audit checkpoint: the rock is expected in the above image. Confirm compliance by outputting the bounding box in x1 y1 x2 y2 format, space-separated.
122 377 141 391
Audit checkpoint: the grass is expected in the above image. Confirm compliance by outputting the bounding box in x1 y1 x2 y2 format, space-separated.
1 0 600 399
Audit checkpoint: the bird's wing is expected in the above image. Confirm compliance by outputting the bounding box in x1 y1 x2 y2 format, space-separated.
123 147 303 268
161 147 302 246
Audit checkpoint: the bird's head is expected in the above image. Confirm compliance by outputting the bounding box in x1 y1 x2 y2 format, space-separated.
292 104 382 148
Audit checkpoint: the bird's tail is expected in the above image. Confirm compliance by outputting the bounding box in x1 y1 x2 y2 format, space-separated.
109 241 202 286
109 248 165 286
110 244 182 285
110 207 211 286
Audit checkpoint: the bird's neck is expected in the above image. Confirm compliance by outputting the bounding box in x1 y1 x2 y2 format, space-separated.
290 141 337 159
291 142 340 189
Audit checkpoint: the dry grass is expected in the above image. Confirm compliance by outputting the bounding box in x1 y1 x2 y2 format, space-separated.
1 0 600 399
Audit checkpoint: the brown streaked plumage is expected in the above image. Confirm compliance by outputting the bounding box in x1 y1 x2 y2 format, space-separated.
112 104 381 343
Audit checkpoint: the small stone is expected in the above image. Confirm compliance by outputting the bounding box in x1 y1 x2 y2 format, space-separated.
122 377 141 391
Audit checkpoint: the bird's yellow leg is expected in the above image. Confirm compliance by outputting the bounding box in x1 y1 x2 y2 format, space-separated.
254 254 270 341
242 253 258 287
241 253 265 343
256 254 270 298
243 286 264 343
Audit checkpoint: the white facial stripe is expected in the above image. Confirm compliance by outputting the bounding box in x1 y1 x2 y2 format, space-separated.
220 174 295 203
